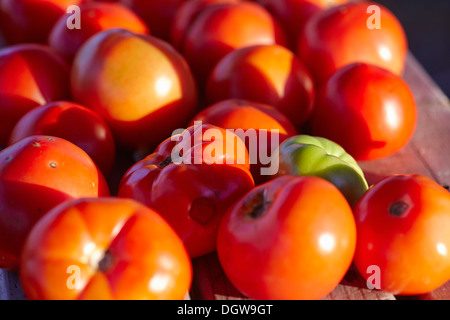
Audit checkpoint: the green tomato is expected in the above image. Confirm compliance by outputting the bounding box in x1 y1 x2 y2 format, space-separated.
275 135 369 206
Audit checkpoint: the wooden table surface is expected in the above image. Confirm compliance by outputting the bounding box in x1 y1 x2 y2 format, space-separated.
0 33 449 300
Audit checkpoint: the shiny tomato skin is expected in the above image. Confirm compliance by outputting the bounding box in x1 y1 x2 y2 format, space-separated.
170 0 241 50
48 2 150 63
0 136 109 270
181 1 287 86
310 63 417 161
217 175 356 300
353 175 450 295
119 124 254 258
70 28 198 152
20 197 192 300
9 101 116 176
118 0 185 41
0 0 90 44
0 44 71 147
205 44 315 128
191 99 298 184
257 0 348 50
297 1 408 85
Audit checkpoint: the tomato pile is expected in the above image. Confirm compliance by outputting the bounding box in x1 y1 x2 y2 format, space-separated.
0 0 449 300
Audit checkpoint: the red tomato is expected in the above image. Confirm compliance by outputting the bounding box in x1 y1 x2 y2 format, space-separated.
20 197 192 300
118 0 185 41
310 63 417 161
217 175 356 299
353 175 450 295
257 0 348 49
0 136 110 270
0 0 89 44
70 28 198 152
190 99 297 184
181 1 287 86
205 44 315 128
9 101 116 176
170 0 241 50
297 1 408 85
49 2 150 63
119 124 254 258
0 44 70 147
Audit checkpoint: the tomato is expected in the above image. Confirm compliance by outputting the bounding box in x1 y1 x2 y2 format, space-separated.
205 44 314 128
0 0 89 44
9 101 116 176
190 99 297 184
118 0 184 41
0 44 70 147
217 175 356 300
353 174 450 295
119 124 254 258
48 2 150 63
70 28 198 152
181 1 287 86
20 197 192 300
257 0 348 50
0 136 110 270
170 0 241 50
275 135 368 206
297 1 408 85
310 63 417 161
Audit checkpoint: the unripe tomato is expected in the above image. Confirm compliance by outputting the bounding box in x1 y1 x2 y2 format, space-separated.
353 175 450 296
71 28 198 152
20 197 192 300
0 136 109 269
217 175 356 300
49 2 150 63
0 44 70 147
297 1 408 85
275 135 368 206
311 63 417 161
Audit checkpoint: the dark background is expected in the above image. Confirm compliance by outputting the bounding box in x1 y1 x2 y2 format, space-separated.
376 0 450 97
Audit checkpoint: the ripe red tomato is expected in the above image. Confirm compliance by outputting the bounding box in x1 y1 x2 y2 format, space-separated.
0 136 110 270
217 175 356 299
181 1 287 86
0 0 89 44
9 101 116 176
70 28 198 152
190 99 297 184
205 44 315 128
170 0 241 50
310 63 417 161
0 44 71 147
49 2 150 63
20 197 192 300
119 124 254 258
118 0 185 41
257 0 348 49
353 174 450 295
297 1 408 85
